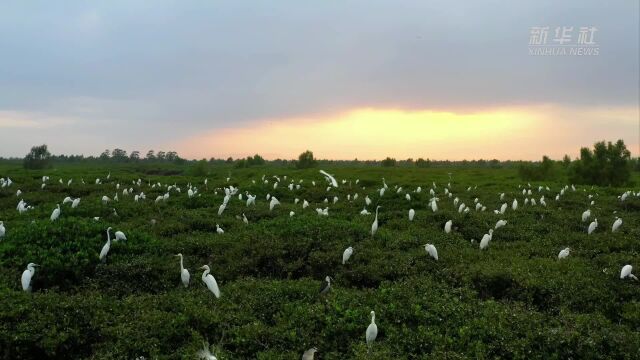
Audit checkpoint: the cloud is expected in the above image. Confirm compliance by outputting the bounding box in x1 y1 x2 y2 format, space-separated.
0 111 76 129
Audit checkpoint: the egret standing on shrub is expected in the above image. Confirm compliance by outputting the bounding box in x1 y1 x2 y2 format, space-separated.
612 217 622 232
200 265 221 298
371 206 381 237
558 247 570 259
319 276 332 295
302 347 318 360
424 244 438 260
50 204 60 221
100 227 113 262
444 220 452 233
21 263 38 292
175 253 190 287
366 310 378 352
0 221 4 238
620 265 638 280
588 219 598 235
342 247 353 264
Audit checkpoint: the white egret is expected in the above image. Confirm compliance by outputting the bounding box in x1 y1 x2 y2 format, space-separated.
115 230 127 241
360 207 370 215
21 263 39 292
0 221 4 238
319 170 338 187
302 200 309 209
63 196 73 204
71 198 81 208
302 347 318 360
500 203 507 214
200 265 221 298
319 276 332 295
100 227 113 262
366 311 378 352
242 213 249 224
612 218 622 232
269 197 280 211
558 247 570 260
371 206 381 237
343 246 353 264
424 244 438 260
196 341 218 360
408 209 415 221
480 229 494 250
620 265 638 280
175 253 190 287
512 199 518 210
581 209 591 222
444 220 452 233
290 211 295 217
50 204 61 221
587 219 598 235
216 224 224 234
495 220 507 230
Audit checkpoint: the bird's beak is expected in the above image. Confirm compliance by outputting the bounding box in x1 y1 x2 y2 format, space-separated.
199 266 206 269
33 264 40 267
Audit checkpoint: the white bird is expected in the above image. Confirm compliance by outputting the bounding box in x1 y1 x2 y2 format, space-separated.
62 196 73 204
302 200 309 209
50 204 61 221
495 220 507 230
424 244 438 260
100 227 113 262
319 170 338 187
371 206 381 236
480 229 494 250
620 265 638 281
200 265 221 298
366 311 378 352
290 211 295 217
217 203 226 216
360 207 370 215
175 253 190 287
588 218 598 235
269 197 280 211
444 220 452 234
302 347 318 360
21 263 39 292
512 199 518 210
343 246 353 264
365 196 372 206
408 209 415 221
114 230 127 241
581 209 591 222
0 221 4 238
500 203 507 214
196 341 218 360
216 224 224 234
319 275 332 295
242 213 249 224
558 247 570 259
612 218 622 232
71 198 81 208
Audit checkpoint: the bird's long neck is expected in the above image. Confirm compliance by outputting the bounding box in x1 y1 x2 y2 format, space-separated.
375 207 379 219
202 268 209 278
179 256 184 270
371 314 376 324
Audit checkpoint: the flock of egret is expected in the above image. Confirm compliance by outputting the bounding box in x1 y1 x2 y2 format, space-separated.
2 170 639 359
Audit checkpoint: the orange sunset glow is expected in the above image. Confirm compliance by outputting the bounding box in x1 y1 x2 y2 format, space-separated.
175 105 639 161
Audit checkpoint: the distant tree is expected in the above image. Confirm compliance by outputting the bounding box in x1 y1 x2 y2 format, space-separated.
111 148 128 161
415 158 431 168
569 139 632 186
226 157 234 163
130 151 140 161
296 150 317 169
23 144 51 169
190 159 209 176
146 150 156 160
562 154 571 168
156 151 166 161
165 151 178 161
247 154 265 166
518 155 556 180
381 157 397 167
99 149 111 160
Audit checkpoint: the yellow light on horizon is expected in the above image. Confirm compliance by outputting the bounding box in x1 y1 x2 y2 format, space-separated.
173 106 638 161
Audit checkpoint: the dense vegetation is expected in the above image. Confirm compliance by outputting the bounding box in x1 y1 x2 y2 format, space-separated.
0 163 639 359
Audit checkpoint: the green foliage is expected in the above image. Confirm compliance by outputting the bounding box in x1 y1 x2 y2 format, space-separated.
296 150 317 169
23 144 51 169
381 157 396 167
0 164 639 358
518 155 556 181
189 159 209 176
569 139 632 186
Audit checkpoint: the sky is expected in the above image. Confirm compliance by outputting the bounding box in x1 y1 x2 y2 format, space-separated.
0 0 638 160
